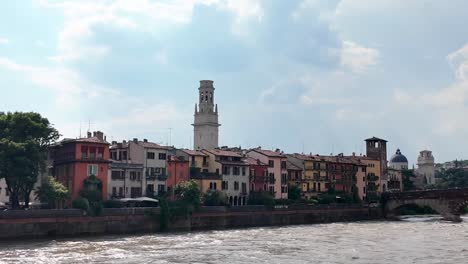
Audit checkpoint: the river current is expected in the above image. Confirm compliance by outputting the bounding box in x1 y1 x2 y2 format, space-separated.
1 216 467 264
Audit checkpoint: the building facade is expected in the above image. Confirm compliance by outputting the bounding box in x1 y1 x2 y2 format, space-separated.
52 131 110 201
192 80 220 150
416 150 436 187
107 161 144 199
247 148 288 199
244 157 269 193
167 154 190 198
109 138 168 197
203 149 249 206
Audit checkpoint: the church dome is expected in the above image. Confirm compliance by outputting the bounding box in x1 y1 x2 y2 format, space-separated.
390 149 408 163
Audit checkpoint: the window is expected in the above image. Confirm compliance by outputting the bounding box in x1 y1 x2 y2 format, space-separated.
222 181 228 190
112 187 117 197
223 166 230 175
158 184 165 193
234 181 239 190
241 182 247 193
209 182 217 190
268 160 274 168
242 167 246 176
147 152 155 159
159 153 167 160
89 147 96 159
118 187 124 197
81 146 88 159
97 147 104 159
121 151 127 160
281 161 286 169
281 186 288 193
269 186 274 193
87 164 98 176
233 167 240 175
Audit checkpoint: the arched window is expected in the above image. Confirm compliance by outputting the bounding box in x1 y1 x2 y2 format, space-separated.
229 196 233 206
234 196 238 206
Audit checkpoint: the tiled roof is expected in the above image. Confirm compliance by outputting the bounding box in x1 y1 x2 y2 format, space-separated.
243 157 267 166
61 137 109 145
181 149 208 156
250 149 286 158
203 149 243 158
286 161 302 170
365 136 387 142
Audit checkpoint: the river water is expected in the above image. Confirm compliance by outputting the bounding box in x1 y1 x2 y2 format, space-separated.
1 216 467 264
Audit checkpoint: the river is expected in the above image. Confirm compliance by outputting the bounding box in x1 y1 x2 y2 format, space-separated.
1 216 467 264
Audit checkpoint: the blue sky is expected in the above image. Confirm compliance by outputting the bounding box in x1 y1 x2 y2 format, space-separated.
1 0 468 165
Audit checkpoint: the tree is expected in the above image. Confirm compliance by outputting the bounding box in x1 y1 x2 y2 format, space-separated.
436 168 468 189
287 184 301 201
36 176 70 208
174 180 201 209
0 112 59 209
203 190 227 206
248 191 275 207
402 169 417 191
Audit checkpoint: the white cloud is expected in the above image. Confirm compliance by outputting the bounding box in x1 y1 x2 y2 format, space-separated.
340 40 379 73
0 37 9 44
0 57 118 108
392 43 468 135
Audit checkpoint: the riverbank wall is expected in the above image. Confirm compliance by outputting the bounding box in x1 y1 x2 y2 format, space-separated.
0 205 382 239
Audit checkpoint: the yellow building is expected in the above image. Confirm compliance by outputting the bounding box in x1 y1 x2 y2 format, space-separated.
287 154 329 198
175 149 221 193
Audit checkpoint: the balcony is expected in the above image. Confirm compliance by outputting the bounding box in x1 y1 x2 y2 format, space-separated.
190 167 221 180
367 174 379 181
268 176 276 184
157 174 168 181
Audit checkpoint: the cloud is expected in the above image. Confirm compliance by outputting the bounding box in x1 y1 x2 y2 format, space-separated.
0 37 9 44
340 41 379 73
392 43 468 135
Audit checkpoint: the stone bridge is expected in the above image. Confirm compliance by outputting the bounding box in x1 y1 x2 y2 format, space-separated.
382 188 468 222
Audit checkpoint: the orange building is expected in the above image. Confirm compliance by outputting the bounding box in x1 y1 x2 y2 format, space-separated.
52 131 110 201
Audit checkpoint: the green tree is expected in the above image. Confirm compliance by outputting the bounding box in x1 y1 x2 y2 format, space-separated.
436 168 468 189
36 176 70 208
203 190 227 206
0 112 59 209
174 180 201 209
402 169 417 191
287 184 301 201
248 191 275 207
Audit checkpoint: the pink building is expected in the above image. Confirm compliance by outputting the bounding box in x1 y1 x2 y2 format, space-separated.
247 148 288 199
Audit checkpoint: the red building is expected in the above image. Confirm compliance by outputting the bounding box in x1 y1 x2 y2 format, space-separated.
167 155 189 199
326 156 356 193
52 131 110 201
244 157 268 193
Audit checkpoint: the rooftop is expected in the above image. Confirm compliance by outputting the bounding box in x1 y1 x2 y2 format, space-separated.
250 148 286 158
365 136 388 142
203 149 243 158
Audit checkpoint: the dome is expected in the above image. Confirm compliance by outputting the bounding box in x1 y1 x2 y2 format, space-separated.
390 149 408 163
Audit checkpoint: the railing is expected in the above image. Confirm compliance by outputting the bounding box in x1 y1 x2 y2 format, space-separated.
157 174 168 181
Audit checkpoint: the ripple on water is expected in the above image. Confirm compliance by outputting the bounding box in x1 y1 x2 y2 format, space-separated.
1 218 468 264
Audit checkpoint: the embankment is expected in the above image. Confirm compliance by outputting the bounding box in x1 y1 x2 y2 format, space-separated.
0 205 382 239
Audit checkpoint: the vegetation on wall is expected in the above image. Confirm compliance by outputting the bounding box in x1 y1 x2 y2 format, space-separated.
0 112 59 209
436 168 468 189
402 169 417 191
203 190 227 206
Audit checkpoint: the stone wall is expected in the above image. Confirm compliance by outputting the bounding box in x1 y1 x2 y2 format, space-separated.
0 205 381 240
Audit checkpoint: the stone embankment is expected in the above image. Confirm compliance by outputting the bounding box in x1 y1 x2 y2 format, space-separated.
0 205 382 239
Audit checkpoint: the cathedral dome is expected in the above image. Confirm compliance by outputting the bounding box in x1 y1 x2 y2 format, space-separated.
390 149 408 163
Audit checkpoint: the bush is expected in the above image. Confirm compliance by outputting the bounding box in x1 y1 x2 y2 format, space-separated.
203 190 227 206
248 192 275 208
36 176 70 208
72 197 90 211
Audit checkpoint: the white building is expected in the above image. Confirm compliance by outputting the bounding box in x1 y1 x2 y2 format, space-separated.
416 150 436 186
110 138 168 197
193 80 220 150
202 149 249 206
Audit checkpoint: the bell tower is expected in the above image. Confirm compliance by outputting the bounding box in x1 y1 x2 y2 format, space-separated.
192 80 220 150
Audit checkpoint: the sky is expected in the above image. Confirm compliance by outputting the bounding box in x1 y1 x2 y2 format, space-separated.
1 0 468 165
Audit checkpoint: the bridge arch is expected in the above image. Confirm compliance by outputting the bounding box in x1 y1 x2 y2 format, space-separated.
383 188 468 222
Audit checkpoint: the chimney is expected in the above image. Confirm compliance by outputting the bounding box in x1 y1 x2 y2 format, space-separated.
123 140 127 144
111 141 117 145
95 131 104 141
352 152 356 157
275 148 280 153
133 138 138 143
143 139 148 143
